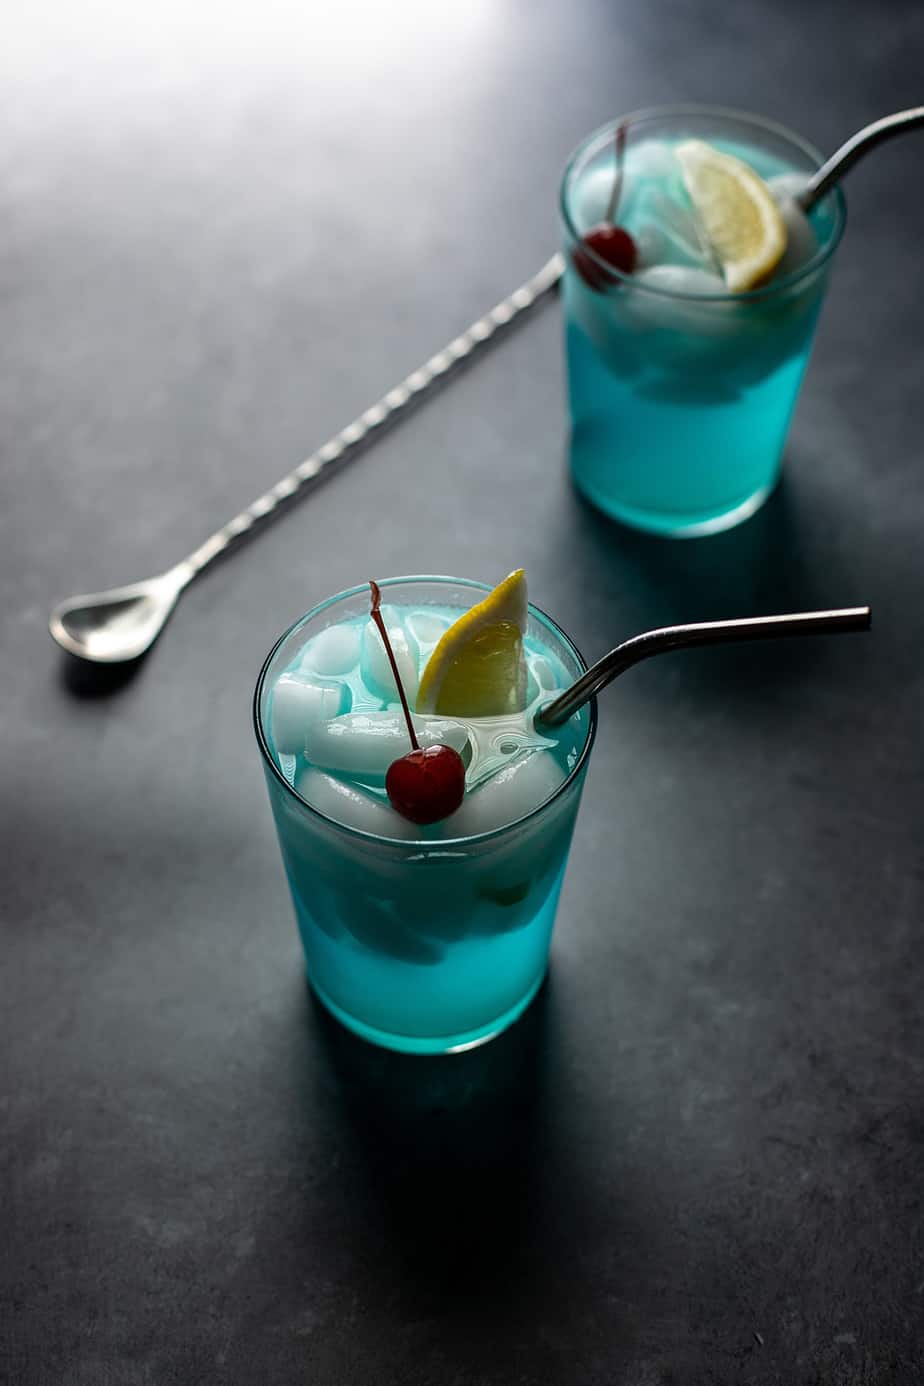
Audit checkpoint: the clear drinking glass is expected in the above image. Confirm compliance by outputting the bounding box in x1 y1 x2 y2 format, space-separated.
561 105 847 537
253 576 597 1054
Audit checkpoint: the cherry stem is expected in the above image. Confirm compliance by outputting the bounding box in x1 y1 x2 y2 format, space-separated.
369 580 420 752
604 122 627 224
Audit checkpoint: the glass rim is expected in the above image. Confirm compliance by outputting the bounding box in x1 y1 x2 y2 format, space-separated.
559 102 847 304
253 575 599 848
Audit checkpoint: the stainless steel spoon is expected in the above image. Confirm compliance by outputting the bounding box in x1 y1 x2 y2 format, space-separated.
537 607 871 728
49 254 565 664
798 106 924 212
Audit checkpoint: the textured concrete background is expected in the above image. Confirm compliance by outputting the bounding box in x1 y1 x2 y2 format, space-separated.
2 1 923 1382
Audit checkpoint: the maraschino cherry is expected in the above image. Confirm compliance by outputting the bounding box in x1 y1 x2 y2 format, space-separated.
369 581 466 826
573 123 638 290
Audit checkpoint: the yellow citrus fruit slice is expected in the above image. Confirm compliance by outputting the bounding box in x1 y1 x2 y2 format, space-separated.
416 569 528 717
675 139 787 292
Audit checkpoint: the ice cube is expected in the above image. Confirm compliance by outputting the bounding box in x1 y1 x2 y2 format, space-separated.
527 654 559 694
405 611 450 647
443 750 565 837
624 264 728 346
271 674 352 755
300 624 360 677
768 176 819 279
342 899 445 965
629 264 735 347
572 164 619 232
295 766 421 839
634 264 727 298
304 712 469 781
575 141 680 234
625 138 679 183
643 188 715 270
360 608 419 703
634 223 672 271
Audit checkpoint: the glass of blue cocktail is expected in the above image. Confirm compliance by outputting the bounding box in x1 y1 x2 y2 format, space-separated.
561 105 846 536
254 573 596 1054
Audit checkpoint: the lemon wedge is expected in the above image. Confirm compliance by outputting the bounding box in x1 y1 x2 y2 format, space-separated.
416 569 528 717
675 139 787 293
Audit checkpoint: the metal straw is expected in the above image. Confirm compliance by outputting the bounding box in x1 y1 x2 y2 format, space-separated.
798 107 924 212
537 607 872 728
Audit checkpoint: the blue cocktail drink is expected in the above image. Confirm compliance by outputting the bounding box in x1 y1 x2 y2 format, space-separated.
254 575 596 1054
561 106 846 536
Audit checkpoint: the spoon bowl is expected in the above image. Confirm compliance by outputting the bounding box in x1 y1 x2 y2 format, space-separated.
49 566 188 664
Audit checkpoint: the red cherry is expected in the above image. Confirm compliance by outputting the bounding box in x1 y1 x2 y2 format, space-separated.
368 579 467 826
386 744 466 825
572 223 638 290
571 121 637 291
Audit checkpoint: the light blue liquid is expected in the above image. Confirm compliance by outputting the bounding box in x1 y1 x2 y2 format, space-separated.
565 300 819 534
563 134 842 535
261 607 591 1053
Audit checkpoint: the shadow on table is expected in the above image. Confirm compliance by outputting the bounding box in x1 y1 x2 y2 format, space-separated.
292 971 655 1369
567 460 869 618
573 471 825 616
554 462 874 700
304 975 558 1294
57 649 149 699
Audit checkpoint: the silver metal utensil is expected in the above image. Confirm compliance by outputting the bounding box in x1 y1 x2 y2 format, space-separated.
49 254 566 664
537 607 872 727
798 107 924 212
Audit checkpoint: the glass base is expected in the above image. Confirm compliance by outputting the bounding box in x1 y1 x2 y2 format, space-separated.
308 968 547 1055
574 471 776 538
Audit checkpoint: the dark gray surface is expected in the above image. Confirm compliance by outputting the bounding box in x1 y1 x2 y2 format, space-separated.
3 2 924 1383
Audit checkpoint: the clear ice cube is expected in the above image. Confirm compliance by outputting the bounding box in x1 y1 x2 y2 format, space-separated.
405 611 450 647
443 749 566 837
300 624 360 677
304 712 470 782
633 264 728 298
575 140 679 233
768 175 819 278
642 188 716 270
525 653 559 703
573 163 620 232
360 607 420 703
341 898 446 964
272 674 352 756
295 766 421 839
625 138 679 183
